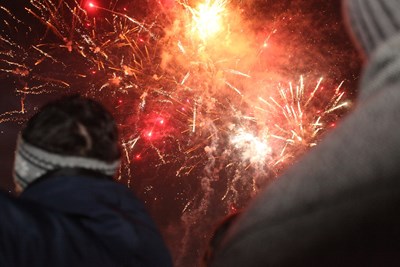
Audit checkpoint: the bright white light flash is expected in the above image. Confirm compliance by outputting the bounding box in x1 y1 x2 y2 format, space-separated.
230 128 272 165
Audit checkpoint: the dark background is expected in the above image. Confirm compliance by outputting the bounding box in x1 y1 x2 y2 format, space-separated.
0 0 362 266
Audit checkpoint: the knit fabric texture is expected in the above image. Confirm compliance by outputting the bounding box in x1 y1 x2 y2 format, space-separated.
14 136 120 189
210 1 400 266
210 34 400 267
344 0 400 57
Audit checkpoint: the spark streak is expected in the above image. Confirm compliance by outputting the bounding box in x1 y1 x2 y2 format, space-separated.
0 1 351 265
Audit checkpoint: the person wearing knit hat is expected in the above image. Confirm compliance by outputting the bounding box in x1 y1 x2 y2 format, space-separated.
0 95 173 267
210 2 400 266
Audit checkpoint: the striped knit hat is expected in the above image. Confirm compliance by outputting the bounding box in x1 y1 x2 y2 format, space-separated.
14 136 120 189
343 0 400 57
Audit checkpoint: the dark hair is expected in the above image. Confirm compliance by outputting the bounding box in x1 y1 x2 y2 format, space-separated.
22 95 120 162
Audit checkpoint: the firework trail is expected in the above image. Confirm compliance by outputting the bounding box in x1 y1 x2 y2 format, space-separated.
0 0 351 265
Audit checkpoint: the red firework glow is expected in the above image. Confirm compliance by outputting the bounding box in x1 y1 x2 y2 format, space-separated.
0 0 359 266
85 1 97 9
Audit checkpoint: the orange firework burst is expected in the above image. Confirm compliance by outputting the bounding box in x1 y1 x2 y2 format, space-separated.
183 0 228 41
0 0 351 216
255 76 349 167
0 1 352 265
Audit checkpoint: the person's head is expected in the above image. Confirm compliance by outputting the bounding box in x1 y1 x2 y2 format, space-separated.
14 95 121 190
343 0 400 59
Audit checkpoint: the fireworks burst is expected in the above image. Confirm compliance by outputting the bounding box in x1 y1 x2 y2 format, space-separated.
183 0 228 41
256 76 349 166
0 0 351 266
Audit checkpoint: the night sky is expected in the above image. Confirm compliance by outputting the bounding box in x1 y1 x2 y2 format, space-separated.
0 0 362 266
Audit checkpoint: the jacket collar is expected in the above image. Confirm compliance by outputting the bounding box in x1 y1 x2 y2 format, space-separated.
19 168 125 217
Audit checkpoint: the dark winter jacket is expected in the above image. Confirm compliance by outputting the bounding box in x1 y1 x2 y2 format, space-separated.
0 168 173 267
211 3 400 267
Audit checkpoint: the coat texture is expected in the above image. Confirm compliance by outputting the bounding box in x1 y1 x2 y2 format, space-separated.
211 2 400 266
0 169 173 267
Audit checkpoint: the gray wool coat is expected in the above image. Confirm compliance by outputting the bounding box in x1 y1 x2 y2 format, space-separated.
211 28 400 267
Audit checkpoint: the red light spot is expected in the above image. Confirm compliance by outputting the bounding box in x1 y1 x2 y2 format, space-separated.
91 70 96 75
123 7 127 11
118 99 123 104
85 1 98 12
229 203 238 214
135 154 141 160
330 123 336 128
142 129 160 141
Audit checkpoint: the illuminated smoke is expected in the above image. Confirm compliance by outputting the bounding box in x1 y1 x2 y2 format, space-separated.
0 0 352 266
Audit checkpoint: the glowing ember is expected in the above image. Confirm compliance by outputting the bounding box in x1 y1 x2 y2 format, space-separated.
0 1 351 266
230 128 272 165
185 0 228 41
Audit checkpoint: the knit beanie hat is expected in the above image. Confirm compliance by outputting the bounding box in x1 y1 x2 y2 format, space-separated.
14 135 120 189
343 0 400 58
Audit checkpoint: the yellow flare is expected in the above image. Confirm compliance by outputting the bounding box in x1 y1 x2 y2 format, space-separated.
187 0 228 41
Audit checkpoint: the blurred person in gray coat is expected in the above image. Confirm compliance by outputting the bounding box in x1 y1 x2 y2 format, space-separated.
210 1 400 266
